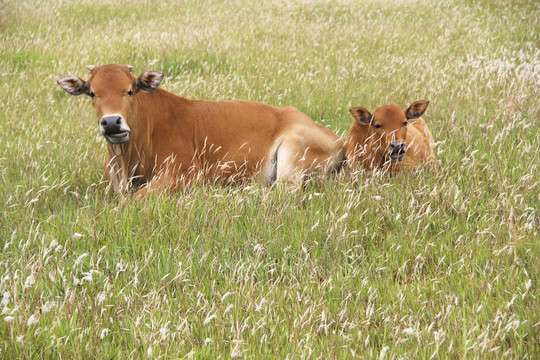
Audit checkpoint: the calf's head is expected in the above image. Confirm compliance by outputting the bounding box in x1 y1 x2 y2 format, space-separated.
57 64 164 144
349 100 430 163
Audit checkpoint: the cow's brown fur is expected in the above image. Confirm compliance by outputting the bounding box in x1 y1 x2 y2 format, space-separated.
58 64 344 196
344 101 434 171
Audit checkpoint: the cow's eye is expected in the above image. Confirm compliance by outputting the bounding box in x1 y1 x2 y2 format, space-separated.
127 90 133 96
374 124 382 129
88 91 95 98
404 121 408 126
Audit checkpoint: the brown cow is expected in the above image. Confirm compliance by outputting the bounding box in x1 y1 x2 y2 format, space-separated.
57 64 344 196
344 101 434 171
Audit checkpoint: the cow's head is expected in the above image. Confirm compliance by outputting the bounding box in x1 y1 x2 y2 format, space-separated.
57 64 164 145
349 100 429 163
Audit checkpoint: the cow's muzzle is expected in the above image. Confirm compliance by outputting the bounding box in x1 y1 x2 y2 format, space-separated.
389 141 406 162
100 115 131 144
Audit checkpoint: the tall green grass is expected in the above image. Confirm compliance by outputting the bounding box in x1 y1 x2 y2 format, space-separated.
0 0 538 358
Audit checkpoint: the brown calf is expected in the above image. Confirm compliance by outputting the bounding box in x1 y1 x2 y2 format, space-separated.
344 101 434 171
57 64 344 196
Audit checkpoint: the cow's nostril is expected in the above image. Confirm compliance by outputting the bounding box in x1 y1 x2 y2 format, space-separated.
101 120 107 126
116 118 121 125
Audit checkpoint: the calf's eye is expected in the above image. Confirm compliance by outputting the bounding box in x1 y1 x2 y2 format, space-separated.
404 121 408 126
374 124 382 129
127 90 133 96
89 91 95 98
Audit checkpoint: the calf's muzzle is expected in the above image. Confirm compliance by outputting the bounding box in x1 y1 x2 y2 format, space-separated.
389 141 406 162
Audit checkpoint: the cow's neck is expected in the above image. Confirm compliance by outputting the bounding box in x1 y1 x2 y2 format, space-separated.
106 141 146 192
105 95 156 191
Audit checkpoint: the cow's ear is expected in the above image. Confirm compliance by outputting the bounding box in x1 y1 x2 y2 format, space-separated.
349 107 372 125
57 76 90 96
406 100 430 119
135 71 164 92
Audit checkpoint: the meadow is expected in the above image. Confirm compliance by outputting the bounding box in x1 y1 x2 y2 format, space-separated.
0 0 538 358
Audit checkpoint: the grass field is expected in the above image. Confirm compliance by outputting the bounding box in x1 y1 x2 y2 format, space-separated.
0 0 538 358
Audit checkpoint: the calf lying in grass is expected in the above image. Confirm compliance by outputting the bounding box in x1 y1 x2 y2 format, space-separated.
344 100 434 172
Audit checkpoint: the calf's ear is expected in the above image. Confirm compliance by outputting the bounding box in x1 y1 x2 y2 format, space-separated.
349 107 373 125
135 71 164 92
406 100 430 119
57 76 90 96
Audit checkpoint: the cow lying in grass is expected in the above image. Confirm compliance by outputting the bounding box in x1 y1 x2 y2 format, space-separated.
57 64 345 196
344 100 434 172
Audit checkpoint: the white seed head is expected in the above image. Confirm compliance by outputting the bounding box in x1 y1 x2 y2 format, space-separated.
42 301 56 313
27 314 38 326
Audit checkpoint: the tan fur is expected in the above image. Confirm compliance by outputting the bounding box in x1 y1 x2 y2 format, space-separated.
59 64 344 196
345 102 434 172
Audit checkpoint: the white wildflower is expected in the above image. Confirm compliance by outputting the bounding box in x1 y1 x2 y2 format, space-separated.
506 294 518 309
1 292 10 307
97 292 107 304
23 273 36 289
379 346 389 360
81 272 93 283
74 253 89 266
253 244 264 254
231 341 243 358
27 314 38 326
159 326 168 337
402 328 415 336
204 312 216 325
221 292 233 302
42 301 56 313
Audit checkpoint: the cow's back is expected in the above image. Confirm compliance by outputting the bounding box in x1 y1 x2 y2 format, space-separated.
147 94 342 182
